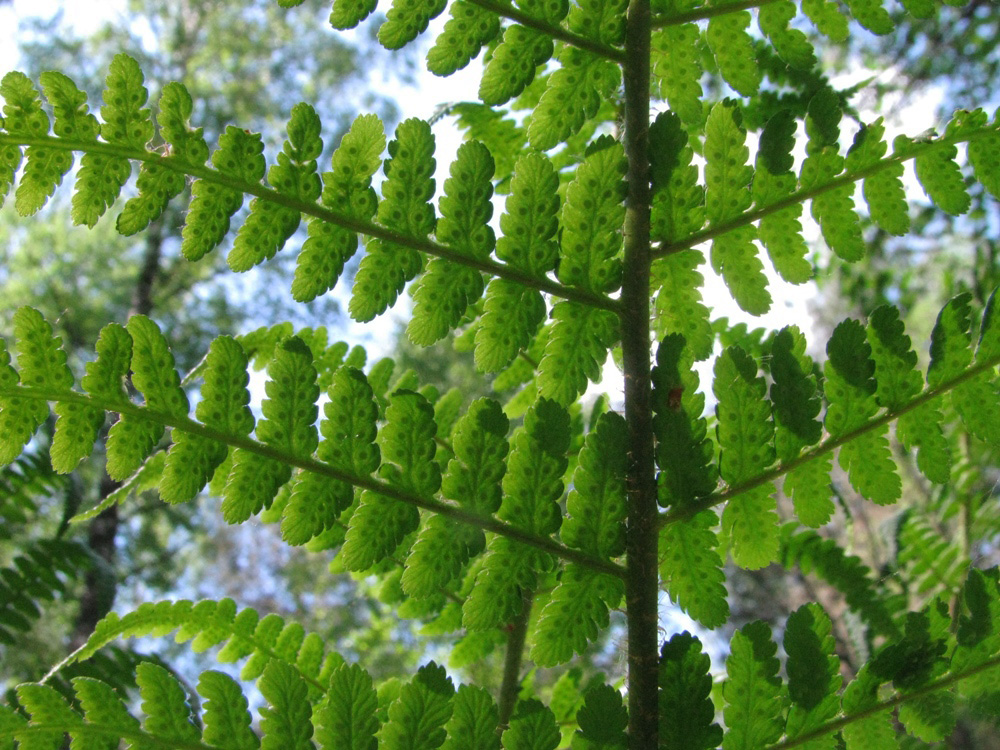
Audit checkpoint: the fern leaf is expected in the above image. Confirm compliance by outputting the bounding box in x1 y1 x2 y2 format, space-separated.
199 670 261 750
182 126 266 261
222 336 319 523
282 366 379 544
350 118 435 321
529 47 620 151
758 1 816 70
73 674 145 741
16 683 84 746
844 0 892 33
381 662 454 750
660 511 729 628
650 109 706 241
502 700 560 750
315 663 380 750
258 660 314 750
705 103 769 314
73 54 153 227
845 119 909 235
378 0 447 50
930 293 1000 447
476 153 559 371
341 390 440 570
479 24 556 106
722 621 785 750
898 691 956 743
537 302 617 405
572 685 627 750
659 632 724 750
558 137 626 294
897 514 968 601
824 319 900 505
330 0 378 28
118 82 207 235
532 565 623 666
403 398 508 596
707 7 761 97
754 111 811 284
408 140 494 345
967 112 1000 201
770 326 822 461
913 140 969 216
899 0 935 17
651 24 704 125
136 662 202 744
715 346 778 569
840 667 897 750
161 335 253 504
293 115 384 302
427 2 500 76
228 103 322 272
4 72 73 218
464 398 569 629
652 334 717 505
783 604 842 747
651 251 714 361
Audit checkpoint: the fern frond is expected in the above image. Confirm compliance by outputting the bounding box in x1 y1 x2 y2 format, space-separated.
659 632 723 750
381 662 454 750
502 699 560 750
650 23 703 125
408 139 495 346
427 2 500 76
758 1 816 70
330 0 378 29
845 119 909 236
350 117 436 322
537 302 618 405
782 604 842 747
315 663 380 750
706 5 760 97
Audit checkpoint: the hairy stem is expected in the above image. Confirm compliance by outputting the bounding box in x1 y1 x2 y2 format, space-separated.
651 0 784 27
497 589 534 730
621 1 659 748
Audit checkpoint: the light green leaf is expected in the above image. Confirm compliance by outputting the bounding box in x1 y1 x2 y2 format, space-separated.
722 621 785 750
659 632 723 750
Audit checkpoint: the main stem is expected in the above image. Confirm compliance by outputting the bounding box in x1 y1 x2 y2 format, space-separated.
620 2 658 748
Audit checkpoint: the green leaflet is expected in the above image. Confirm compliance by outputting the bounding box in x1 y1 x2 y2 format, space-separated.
757 0 816 70
228 103 323 272
408 140 495 346
783 604 842 747
659 633 723 750
558 138 626 294
715 346 778 569
293 114 384 301
783 457 834 528
330 0 378 29
2 72 71 218
475 153 559 372
222 337 319 523
652 334 717 506
161 336 253 505
502 700 560 750
402 398 509 596
537 302 618 406
377 0 447 50
381 662 454 750
845 119 909 235
844 0 893 35
825 319 900 505
529 47 620 151
427 2 500 76
199 670 261 750
561 411 626 559
914 141 969 216
840 667 897 750
0 72 46 207
259 660 314 750
649 110 705 243
182 126 266 261
74 676 146 741
573 686 627 750
707 9 760 97
36 71 97 141
722 621 785 750
967 113 1000 201
463 398 569 629
651 251 714 361
531 565 623 666
351 118 436 322
659 511 729 627
479 24 556 106
316 663 380 750
801 0 848 40
341 390 440 571
754 111 811 284
952 569 1000 697
897 514 969 601
705 103 769 314
442 685 500 750
73 54 153 227
118 82 208 235
651 24 703 126
137 662 203 744
930 293 1000 447
770 326 822 460
899 0 935 16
